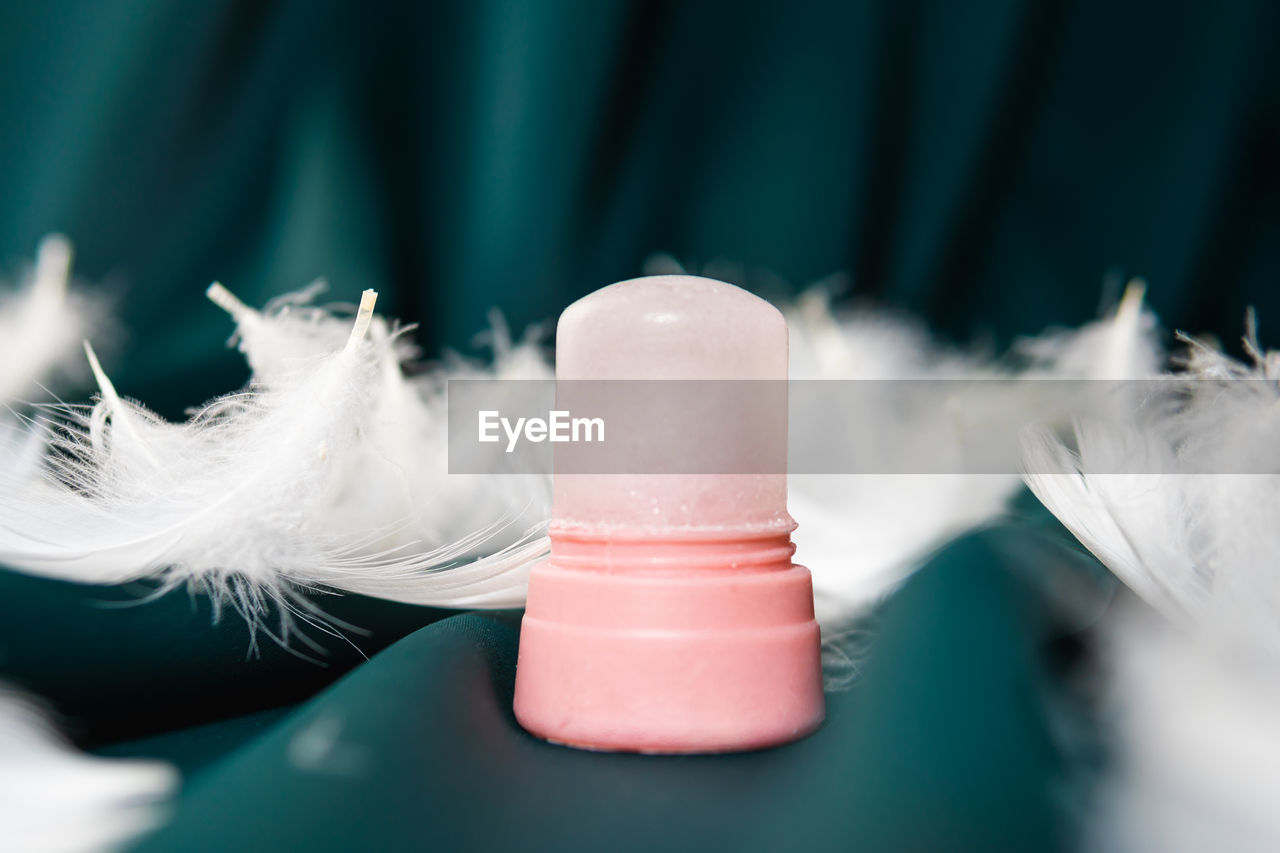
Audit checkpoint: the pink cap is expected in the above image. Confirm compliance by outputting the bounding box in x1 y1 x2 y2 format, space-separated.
513 275 824 752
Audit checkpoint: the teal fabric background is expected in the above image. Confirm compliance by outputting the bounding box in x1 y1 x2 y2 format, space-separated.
1 1 1276 411
0 2 1274 850
111 522 1087 853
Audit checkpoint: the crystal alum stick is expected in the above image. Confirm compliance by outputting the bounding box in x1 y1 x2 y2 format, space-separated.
513 274 824 752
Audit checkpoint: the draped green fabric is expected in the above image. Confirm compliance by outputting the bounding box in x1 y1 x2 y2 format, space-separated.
0 1 1275 850
113 522 1083 853
2 1 1275 411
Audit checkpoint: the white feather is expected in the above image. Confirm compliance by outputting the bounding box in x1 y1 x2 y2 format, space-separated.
0 416 49 486
789 281 1159 628
0 235 107 489
1089 613 1280 853
1022 317 1280 851
1022 317 1280 651
0 235 104 406
0 687 176 853
1014 279 1161 380
0 240 175 853
0 286 552 648
0 686 177 850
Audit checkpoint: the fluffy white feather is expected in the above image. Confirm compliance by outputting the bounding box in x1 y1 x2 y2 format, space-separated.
1089 613 1280 853
0 285 552 649
0 236 106 488
1022 317 1280 852
0 235 104 406
1022 314 1280 650
789 282 1159 626
0 240 174 853
0 416 49 486
0 687 176 853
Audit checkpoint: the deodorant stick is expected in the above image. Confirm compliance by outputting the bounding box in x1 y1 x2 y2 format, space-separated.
513 275 824 752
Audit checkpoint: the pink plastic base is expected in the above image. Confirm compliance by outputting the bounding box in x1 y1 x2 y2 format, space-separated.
513 531 825 753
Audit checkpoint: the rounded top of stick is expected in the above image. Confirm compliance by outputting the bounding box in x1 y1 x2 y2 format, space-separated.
556 276 787 380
